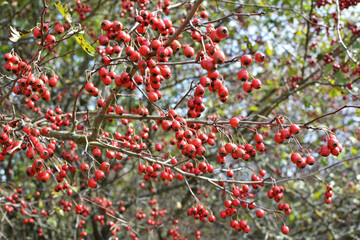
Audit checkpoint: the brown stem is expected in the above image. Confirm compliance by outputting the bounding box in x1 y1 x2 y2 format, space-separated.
303 105 360 126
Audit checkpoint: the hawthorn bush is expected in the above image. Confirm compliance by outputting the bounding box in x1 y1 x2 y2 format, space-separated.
0 0 360 239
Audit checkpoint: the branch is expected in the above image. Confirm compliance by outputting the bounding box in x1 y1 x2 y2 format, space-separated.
335 0 359 65
201 11 265 25
274 155 360 184
217 0 329 27
163 0 204 48
303 105 360 126
173 81 198 109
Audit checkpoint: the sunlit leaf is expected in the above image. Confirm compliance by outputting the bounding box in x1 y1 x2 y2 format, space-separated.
54 1 72 23
265 41 273 57
351 147 358 155
75 34 95 56
9 26 34 42
249 106 259 111
328 88 341 98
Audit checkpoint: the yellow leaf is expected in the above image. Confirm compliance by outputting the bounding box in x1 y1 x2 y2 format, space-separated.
176 201 182 209
315 209 322 218
55 206 64 216
54 1 72 23
351 148 358 155
265 41 273 56
75 34 95 56
249 106 259 111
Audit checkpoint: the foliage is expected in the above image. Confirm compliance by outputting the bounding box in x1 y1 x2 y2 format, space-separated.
0 0 360 239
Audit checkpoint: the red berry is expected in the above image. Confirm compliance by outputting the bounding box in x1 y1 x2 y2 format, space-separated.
242 82 252 93
290 124 300 134
251 78 262 89
306 155 315 165
88 178 97 188
254 52 265 62
95 170 105 181
241 54 252 66
256 209 264 218
237 69 249 81
281 226 289 234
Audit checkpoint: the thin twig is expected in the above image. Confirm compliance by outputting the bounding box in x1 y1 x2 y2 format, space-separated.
335 0 359 64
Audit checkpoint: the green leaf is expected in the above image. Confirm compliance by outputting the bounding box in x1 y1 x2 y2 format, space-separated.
54 1 72 23
351 148 358 155
320 158 328 166
343 161 350 168
249 106 259 111
327 78 335 85
75 34 95 56
55 207 64 216
265 41 273 57
313 190 322 200
266 79 274 86
324 64 333 75
217 108 225 115
328 88 341 98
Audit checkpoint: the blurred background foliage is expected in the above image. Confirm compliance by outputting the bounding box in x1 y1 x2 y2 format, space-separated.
0 0 360 239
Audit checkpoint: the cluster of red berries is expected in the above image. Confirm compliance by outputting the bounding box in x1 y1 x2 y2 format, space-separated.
138 163 175 182
217 142 258 165
286 75 303 89
347 23 360 35
192 27 231 103
22 218 35 225
54 180 72 194
267 185 286 202
146 207 167 227
229 219 251 233
25 158 50 182
320 134 343 157
177 161 212 180
33 22 65 44
74 204 91 217
92 196 118 216
323 53 335 64
291 152 316 168
316 0 360 9
146 110 217 161
108 221 122 236
232 184 255 199
3 52 57 103
167 227 182 240
41 108 72 131
73 0 91 20
81 161 110 188
194 230 201 239
186 205 215 223
59 199 75 212
274 121 301 144
94 214 106 226
135 209 147 220
3 52 31 75
187 84 209 117
324 185 334 204
220 198 256 217
237 52 265 93
250 171 266 189
278 202 292 215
